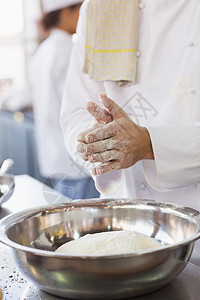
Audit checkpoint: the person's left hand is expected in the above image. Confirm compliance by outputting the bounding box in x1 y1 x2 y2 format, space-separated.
77 92 154 175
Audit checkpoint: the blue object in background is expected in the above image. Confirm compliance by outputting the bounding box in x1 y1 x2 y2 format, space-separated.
0 110 48 185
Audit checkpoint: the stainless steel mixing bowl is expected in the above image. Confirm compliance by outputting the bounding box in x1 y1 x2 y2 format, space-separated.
0 174 15 207
0 199 200 299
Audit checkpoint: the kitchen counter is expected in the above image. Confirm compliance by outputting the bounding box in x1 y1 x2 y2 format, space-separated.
0 175 200 299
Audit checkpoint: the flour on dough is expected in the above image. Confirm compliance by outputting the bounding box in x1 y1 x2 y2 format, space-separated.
55 230 163 256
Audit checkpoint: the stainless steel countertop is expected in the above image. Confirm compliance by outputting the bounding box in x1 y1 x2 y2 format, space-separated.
0 175 200 299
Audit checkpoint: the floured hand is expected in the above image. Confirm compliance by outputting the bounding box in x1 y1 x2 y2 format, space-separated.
77 92 154 175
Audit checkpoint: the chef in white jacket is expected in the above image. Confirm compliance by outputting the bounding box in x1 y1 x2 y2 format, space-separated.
60 0 200 211
32 0 99 199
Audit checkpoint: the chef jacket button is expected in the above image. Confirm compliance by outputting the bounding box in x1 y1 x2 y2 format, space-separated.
140 183 146 190
188 88 196 95
188 42 194 47
136 51 140 57
138 3 145 9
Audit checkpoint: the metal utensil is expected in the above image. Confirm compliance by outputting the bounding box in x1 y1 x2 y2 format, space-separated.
0 158 14 175
0 159 15 206
0 199 200 299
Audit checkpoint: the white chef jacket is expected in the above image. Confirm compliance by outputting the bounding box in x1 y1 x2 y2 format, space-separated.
32 29 90 180
60 0 200 210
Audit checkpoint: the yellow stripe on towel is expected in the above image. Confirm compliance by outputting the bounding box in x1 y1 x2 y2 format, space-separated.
86 46 137 54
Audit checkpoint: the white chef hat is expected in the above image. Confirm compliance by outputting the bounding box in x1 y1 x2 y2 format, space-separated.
42 0 83 13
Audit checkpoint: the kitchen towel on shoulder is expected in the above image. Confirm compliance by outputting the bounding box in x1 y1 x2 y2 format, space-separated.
84 0 139 86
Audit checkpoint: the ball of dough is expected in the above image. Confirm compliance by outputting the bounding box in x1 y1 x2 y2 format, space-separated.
55 230 163 256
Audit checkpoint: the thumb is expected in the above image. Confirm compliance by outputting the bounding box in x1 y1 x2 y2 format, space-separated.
86 101 112 123
99 92 124 120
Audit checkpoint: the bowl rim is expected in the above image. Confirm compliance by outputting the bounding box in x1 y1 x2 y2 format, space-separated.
0 198 200 260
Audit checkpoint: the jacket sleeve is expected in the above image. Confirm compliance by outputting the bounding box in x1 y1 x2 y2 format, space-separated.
60 0 104 173
142 124 200 191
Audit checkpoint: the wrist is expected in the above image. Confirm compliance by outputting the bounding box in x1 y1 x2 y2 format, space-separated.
143 127 154 159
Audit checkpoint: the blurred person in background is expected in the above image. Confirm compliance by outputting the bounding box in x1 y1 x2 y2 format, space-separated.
32 0 99 199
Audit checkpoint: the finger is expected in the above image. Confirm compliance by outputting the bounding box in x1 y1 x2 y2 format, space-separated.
77 143 94 155
99 92 125 120
76 123 102 142
77 140 109 154
85 122 116 143
86 101 112 124
77 142 84 153
92 161 121 175
78 138 122 155
78 138 129 155
80 153 89 161
88 150 123 163
77 128 95 142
